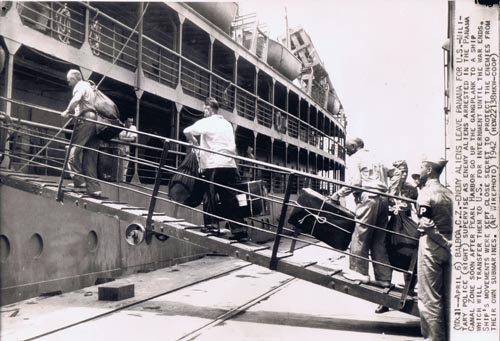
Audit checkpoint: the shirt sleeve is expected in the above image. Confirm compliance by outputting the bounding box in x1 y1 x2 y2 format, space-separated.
72 82 86 97
183 118 209 136
336 154 360 197
129 125 138 139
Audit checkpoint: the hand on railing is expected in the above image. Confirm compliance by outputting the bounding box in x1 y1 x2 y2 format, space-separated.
61 110 70 118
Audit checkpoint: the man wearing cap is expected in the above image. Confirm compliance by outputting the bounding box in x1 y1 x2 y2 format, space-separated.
183 97 247 240
416 158 453 341
330 137 392 288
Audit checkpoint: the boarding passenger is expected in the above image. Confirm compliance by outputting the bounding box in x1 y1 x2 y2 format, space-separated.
375 159 418 314
183 97 247 240
61 69 102 198
119 117 138 182
415 158 452 341
330 137 392 288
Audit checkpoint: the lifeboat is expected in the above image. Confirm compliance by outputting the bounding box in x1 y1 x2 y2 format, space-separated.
188 2 238 34
267 39 302 81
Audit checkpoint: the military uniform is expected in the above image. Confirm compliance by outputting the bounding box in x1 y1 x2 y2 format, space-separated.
417 177 453 341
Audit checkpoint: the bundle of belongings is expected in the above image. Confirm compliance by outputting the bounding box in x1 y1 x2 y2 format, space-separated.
88 80 124 141
386 188 420 271
288 188 355 251
169 151 205 207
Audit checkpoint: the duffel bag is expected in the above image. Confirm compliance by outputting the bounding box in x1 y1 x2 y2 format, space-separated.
386 212 419 270
86 81 124 140
169 151 205 207
288 188 355 251
95 114 124 141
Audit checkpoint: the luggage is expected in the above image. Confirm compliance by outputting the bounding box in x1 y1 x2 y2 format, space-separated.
232 180 269 218
168 152 205 207
87 81 124 141
386 212 419 270
97 142 122 182
288 188 355 251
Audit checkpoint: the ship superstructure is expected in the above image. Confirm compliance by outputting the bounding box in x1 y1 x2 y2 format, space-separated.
0 2 347 193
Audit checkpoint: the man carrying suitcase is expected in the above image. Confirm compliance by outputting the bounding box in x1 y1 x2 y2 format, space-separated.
183 97 247 240
330 137 392 288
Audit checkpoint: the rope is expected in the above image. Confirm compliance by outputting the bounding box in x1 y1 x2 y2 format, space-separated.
296 198 352 235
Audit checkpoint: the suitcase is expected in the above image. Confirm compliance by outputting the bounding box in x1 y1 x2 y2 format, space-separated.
288 188 355 251
97 143 122 182
232 181 269 218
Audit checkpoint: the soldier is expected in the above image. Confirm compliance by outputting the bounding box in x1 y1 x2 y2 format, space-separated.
416 158 452 341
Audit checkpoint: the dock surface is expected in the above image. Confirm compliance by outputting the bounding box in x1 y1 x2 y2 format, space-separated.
1 256 422 341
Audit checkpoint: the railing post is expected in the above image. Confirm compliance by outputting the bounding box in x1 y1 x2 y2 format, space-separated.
399 246 419 309
56 120 78 202
145 140 170 243
269 173 295 270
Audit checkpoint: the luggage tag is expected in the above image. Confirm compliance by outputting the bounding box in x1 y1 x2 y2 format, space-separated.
236 193 248 207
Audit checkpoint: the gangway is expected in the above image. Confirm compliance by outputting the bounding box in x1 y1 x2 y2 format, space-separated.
0 97 420 317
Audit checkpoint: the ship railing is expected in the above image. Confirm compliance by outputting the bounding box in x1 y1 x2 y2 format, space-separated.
256 99 273 128
86 6 139 71
181 59 211 101
288 115 299 139
142 39 180 89
13 0 345 153
16 1 86 48
235 88 256 121
1 100 420 312
210 76 235 112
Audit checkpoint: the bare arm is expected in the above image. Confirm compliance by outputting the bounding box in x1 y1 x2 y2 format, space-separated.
61 92 83 118
183 131 199 145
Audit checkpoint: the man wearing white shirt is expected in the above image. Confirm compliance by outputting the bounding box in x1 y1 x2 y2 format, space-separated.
119 117 137 182
183 97 247 240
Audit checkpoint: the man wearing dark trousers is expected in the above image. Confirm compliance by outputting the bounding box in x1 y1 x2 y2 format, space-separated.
61 69 102 198
183 97 247 240
416 158 452 341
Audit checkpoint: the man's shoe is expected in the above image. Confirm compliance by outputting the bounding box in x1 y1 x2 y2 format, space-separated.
68 183 87 189
87 191 107 199
370 279 392 288
342 271 370 283
201 224 219 234
375 305 390 314
228 231 249 241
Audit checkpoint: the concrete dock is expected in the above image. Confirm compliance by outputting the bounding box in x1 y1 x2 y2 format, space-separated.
1 256 422 341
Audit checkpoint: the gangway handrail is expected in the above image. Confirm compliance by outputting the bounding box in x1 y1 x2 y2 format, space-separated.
1 151 416 276
3 119 420 247
0 95 416 205
3 114 421 312
4 122 420 245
